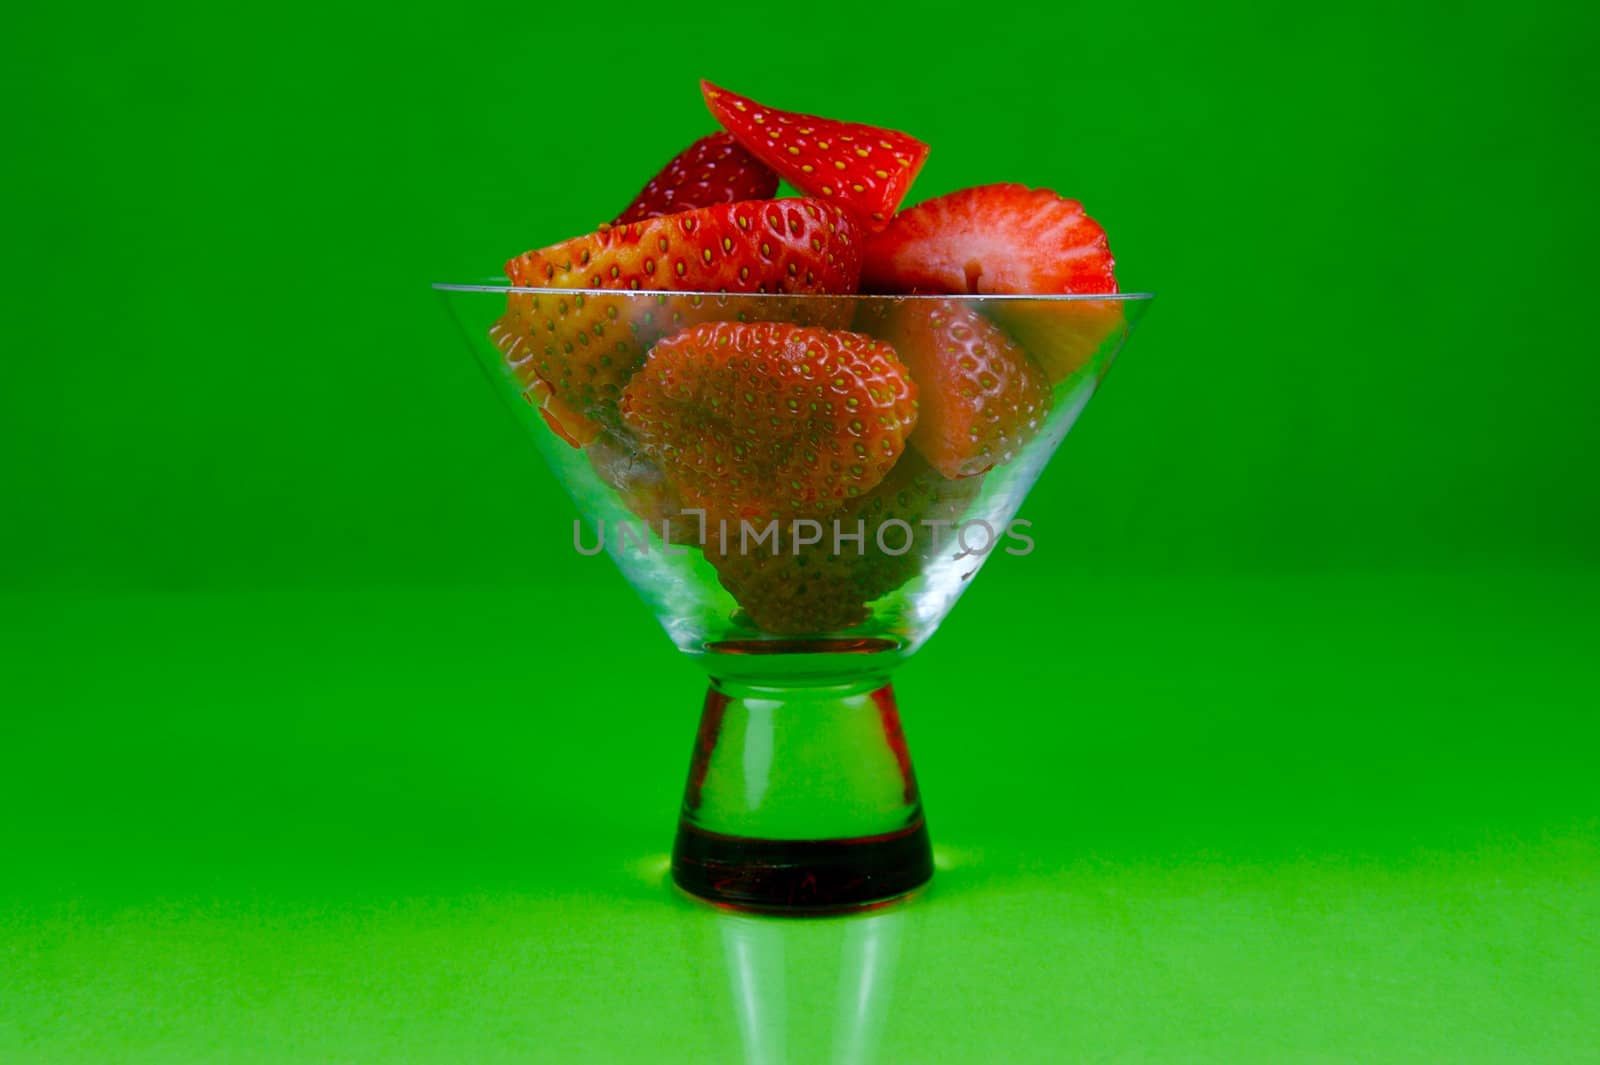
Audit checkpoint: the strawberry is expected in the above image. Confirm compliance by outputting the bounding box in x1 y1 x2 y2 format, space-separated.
519 371 598 448
701 81 929 232
994 297 1129 384
836 452 983 602
709 542 872 634
861 183 1123 383
618 321 917 530
861 300 1052 478
613 132 779 225
862 183 1116 295
494 198 862 445
705 454 982 634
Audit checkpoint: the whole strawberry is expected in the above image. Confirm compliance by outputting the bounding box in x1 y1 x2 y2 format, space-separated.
494 198 862 445
702 81 929 232
614 132 779 225
618 320 918 530
861 300 1052 478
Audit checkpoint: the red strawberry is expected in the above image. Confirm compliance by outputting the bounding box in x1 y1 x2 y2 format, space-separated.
861 183 1123 382
702 81 929 232
613 132 780 225
705 454 982 634
862 183 1116 295
618 320 917 530
862 300 1052 478
493 198 862 445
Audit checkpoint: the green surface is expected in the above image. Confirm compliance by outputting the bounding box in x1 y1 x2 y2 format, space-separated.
5 0 1599 1059
3 575 1597 1060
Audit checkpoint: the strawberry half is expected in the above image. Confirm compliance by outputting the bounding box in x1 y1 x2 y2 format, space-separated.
861 183 1123 382
706 454 981 634
613 132 779 225
862 300 1052 478
994 297 1129 384
862 183 1116 295
702 81 929 232
618 320 917 529
514 371 596 448
493 198 862 445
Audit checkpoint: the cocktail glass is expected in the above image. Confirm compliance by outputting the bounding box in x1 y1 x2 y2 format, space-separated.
435 284 1151 913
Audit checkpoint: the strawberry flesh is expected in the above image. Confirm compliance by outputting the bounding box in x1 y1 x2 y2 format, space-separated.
702 80 929 232
861 183 1122 383
614 132 779 225
861 183 1116 295
992 298 1129 384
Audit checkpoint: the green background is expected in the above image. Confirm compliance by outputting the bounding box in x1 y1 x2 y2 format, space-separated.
4 0 1597 1061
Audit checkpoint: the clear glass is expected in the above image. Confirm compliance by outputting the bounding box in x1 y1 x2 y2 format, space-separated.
435 283 1152 911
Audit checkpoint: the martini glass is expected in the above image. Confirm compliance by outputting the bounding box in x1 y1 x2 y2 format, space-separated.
435 283 1151 913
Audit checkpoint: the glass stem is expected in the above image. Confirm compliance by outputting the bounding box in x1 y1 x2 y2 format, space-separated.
672 677 932 912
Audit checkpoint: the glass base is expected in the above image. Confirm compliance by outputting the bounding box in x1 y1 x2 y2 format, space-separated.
671 678 933 914
673 819 933 913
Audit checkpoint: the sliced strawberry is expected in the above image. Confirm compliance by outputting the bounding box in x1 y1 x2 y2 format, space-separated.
710 544 873 634
701 81 929 232
994 298 1130 384
490 308 601 447
862 183 1116 295
705 454 981 634
861 300 1052 478
861 183 1123 382
839 452 983 603
614 132 779 225
494 198 862 445
618 320 917 529
522 373 598 448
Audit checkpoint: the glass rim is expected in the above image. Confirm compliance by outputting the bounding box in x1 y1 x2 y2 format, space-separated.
431 280 1155 302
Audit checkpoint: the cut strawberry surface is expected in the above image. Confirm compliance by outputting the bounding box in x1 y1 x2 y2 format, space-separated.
861 183 1122 384
863 300 1052 478
993 298 1129 384
705 454 981 635
862 183 1116 295
618 321 917 529
494 198 862 445
702 81 928 232
518 371 598 448
614 132 779 225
